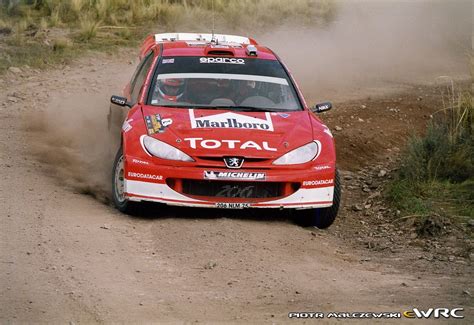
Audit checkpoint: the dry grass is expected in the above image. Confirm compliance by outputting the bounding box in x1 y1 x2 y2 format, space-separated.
52 37 73 52
436 79 473 146
0 0 336 73
2 0 335 31
78 16 100 41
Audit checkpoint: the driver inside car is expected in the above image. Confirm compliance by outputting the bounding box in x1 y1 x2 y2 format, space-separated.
234 80 258 104
155 78 185 102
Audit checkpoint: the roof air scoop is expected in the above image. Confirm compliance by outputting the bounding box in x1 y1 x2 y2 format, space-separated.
205 45 235 56
246 45 258 56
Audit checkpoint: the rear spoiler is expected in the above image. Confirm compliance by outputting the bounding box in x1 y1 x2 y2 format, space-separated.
138 32 258 59
154 33 257 45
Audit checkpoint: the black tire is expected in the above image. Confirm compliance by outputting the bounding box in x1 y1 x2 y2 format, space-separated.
295 169 341 229
112 147 137 214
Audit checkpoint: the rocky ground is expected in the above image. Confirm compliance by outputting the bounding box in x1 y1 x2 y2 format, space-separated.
0 51 473 323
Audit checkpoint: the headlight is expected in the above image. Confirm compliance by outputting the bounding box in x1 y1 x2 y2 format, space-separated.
142 136 194 162
273 141 321 165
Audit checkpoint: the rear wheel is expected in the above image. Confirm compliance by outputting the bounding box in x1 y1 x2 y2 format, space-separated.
112 147 137 213
295 169 341 229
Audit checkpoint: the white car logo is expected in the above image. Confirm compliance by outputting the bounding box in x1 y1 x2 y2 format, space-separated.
224 157 244 169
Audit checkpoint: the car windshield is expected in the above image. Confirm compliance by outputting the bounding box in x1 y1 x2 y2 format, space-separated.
148 56 302 111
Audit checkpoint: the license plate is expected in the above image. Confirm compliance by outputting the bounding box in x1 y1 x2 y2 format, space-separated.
215 202 250 209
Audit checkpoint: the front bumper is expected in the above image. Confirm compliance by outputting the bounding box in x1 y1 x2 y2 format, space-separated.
125 179 334 209
123 158 335 209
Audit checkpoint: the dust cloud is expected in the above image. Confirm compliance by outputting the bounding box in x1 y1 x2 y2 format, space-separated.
25 91 121 203
257 0 471 102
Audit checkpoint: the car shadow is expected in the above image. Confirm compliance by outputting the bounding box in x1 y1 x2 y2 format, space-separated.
126 201 295 224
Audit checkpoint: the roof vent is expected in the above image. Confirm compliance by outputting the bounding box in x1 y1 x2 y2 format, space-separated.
205 45 235 56
207 50 234 56
246 45 258 56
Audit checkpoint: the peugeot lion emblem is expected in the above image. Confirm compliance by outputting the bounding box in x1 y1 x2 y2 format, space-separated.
224 157 244 169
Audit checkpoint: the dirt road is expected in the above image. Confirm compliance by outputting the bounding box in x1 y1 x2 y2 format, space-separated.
1 51 472 323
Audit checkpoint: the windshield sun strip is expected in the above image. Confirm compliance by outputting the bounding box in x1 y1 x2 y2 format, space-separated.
156 73 289 86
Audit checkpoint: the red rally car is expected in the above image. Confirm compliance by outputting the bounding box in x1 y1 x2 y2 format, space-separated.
108 33 340 228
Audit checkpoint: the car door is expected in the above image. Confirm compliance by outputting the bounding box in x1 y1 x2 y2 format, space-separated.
129 51 155 104
108 51 155 139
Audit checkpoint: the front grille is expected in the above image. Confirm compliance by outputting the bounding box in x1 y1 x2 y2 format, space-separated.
170 179 298 199
194 156 272 169
196 157 269 163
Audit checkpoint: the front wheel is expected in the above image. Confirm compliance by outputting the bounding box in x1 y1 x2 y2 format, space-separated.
112 147 137 213
294 169 341 229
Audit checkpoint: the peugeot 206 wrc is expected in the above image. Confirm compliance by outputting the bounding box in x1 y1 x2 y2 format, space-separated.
108 33 340 228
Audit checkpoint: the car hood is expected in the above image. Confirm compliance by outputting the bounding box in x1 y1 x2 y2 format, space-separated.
141 106 315 158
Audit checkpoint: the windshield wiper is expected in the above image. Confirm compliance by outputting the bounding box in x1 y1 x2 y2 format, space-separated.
154 104 288 112
157 104 193 108
233 106 284 112
154 104 232 109
189 105 284 112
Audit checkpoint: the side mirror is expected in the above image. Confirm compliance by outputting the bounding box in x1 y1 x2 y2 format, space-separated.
311 102 332 113
111 95 131 108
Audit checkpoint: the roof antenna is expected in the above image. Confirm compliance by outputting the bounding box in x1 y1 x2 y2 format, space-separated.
211 0 217 45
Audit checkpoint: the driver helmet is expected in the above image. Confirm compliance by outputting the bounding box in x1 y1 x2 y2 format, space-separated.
157 78 184 102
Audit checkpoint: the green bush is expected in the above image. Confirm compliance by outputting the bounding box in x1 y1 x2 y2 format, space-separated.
400 123 473 183
388 91 474 219
399 93 473 183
